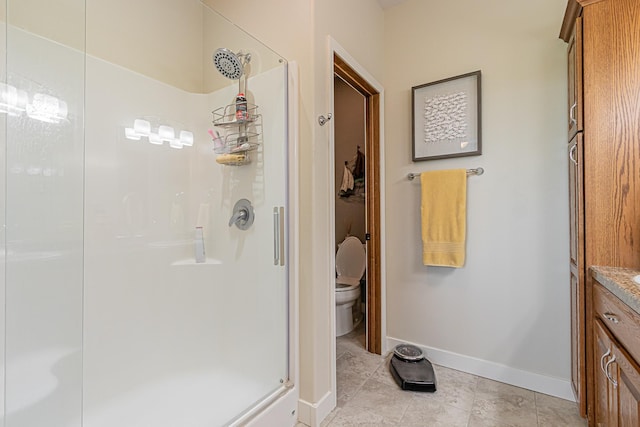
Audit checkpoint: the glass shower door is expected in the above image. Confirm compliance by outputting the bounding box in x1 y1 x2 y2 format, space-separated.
4 0 86 425
80 3 291 426
2 1 293 426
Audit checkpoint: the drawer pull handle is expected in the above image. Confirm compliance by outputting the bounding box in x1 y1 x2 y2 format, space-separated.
604 312 620 324
600 348 611 375
569 143 578 165
604 354 618 388
570 102 577 126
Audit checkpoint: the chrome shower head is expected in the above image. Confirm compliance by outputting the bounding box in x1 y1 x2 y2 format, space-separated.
212 48 251 80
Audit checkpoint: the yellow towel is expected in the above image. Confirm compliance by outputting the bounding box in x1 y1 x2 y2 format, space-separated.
421 169 467 267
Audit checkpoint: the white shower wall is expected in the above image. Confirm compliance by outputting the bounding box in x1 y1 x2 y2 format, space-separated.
83 57 288 426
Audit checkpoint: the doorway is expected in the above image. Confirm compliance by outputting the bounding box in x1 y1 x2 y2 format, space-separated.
333 53 382 355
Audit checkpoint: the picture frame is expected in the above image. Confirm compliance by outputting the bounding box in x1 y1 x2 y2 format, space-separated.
412 70 481 161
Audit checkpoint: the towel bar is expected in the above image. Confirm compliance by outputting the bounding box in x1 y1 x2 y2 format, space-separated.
407 167 484 181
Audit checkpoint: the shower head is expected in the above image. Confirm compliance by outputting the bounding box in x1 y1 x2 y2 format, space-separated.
212 48 251 80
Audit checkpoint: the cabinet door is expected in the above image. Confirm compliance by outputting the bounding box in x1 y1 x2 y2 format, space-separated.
570 267 583 402
567 16 583 139
612 343 640 426
594 319 616 426
569 133 585 412
568 134 583 269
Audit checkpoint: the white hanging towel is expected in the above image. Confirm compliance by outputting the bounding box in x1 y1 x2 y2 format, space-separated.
340 164 354 193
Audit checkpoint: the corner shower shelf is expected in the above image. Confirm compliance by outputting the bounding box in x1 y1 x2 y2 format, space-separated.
212 103 262 166
171 258 222 266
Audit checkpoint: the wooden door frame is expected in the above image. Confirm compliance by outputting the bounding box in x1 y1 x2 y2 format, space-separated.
333 53 383 355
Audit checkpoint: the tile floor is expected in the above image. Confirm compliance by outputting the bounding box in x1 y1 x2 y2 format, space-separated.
296 323 586 427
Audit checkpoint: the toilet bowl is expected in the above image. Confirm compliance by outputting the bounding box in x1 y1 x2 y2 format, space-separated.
335 236 365 337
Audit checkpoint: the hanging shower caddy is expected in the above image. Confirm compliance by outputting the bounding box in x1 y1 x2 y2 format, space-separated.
210 48 262 166
211 102 262 165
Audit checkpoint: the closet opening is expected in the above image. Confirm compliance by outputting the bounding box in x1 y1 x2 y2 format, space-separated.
333 53 382 354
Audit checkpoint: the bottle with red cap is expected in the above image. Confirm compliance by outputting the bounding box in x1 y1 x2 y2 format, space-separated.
235 93 248 121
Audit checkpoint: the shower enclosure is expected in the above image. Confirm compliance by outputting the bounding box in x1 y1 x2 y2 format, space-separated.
0 1 296 426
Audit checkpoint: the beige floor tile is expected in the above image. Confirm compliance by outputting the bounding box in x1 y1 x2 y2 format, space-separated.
324 405 398 427
336 359 367 406
341 324 366 345
471 378 537 427
535 393 587 427
335 324 385 407
333 378 411 425
409 364 478 412
475 377 536 399
368 353 398 388
400 398 471 427
467 412 536 427
328 325 584 427
336 334 365 359
337 347 385 376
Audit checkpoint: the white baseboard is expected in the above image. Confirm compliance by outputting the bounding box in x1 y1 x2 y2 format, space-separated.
387 336 575 402
297 391 334 427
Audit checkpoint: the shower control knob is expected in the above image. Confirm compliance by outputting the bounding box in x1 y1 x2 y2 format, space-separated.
229 199 254 230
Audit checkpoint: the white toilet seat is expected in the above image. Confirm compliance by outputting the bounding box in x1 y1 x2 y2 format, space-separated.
335 236 366 286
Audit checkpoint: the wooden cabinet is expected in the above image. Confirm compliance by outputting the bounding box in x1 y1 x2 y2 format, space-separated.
564 5 586 416
593 319 615 426
569 133 585 408
561 0 640 421
592 282 640 426
567 16 582 139
612 342 640 426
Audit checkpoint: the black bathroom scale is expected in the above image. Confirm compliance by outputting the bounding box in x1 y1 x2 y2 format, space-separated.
389 344 437 392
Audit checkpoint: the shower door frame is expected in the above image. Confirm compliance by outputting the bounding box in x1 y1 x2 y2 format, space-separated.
232 61 300 427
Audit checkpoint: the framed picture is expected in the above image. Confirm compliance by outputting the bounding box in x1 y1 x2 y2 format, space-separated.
412 70 481 161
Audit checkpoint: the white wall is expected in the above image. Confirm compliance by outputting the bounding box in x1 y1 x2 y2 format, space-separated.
86 0 204 93
384 0 571 397
311 4 385 420
8 0 84 51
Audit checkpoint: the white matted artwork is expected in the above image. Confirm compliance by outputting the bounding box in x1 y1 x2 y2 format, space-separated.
412 70 481 161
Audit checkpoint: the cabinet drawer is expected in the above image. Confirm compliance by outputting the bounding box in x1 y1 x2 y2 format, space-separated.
593 282 640 364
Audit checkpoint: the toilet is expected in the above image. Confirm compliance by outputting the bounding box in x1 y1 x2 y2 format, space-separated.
335 236 365 337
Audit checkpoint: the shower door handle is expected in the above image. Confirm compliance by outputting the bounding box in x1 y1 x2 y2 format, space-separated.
273 207 285 266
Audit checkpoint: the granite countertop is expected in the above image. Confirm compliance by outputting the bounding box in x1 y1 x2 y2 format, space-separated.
591 266 640 315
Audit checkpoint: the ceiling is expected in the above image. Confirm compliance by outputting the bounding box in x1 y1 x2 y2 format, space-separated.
376 0 408 9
